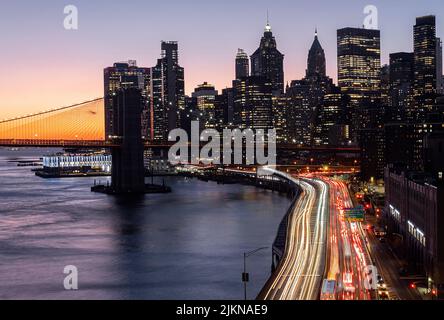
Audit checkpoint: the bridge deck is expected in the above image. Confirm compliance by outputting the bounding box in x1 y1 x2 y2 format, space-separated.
0 139 360 152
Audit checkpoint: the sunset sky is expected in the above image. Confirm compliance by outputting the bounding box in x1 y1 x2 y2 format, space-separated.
1 0 443 119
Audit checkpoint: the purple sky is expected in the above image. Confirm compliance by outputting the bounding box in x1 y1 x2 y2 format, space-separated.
1 0 443 118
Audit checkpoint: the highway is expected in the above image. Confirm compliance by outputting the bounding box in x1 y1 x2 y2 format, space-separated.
322 178 373 300
261 169 329 300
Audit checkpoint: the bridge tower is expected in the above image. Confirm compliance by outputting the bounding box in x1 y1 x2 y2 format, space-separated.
109 88 146 193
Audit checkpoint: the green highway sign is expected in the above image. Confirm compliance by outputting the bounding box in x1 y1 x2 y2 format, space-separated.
344 205 365 222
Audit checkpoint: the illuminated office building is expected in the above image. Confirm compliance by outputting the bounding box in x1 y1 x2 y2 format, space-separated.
381 64 390 106
235 49 249 80
233 76 273 130
192 82 218 129
272 96 288 143
150 41 185 141
337 27 381 141
412 15 438 119
104 61 150 140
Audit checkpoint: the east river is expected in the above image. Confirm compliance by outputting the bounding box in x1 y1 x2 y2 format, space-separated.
0 148 290 299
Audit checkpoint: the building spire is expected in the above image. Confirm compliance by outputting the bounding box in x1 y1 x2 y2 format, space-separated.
306 27 326 78
265 10 272 32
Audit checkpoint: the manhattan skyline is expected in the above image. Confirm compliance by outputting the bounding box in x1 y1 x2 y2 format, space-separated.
1 1 444 303
1 0 444 119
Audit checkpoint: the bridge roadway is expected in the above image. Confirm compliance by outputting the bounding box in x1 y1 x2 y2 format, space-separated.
0 139 360 153
258 168 329 300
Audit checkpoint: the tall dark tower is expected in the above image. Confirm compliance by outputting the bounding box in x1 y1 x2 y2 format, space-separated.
413 15 437 118
389 52 414 120
250 20 284 94
306 29 326 79
235 49 249 80
437 38 443 94
110 88 145 193
150 41 185 141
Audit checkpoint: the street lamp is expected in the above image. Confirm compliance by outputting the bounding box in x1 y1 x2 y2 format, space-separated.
242 247 268 300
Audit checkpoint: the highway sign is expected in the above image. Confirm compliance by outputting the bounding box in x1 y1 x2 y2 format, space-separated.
344 205 365 222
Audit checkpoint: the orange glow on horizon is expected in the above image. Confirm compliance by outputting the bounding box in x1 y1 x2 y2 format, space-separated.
0 99 105 141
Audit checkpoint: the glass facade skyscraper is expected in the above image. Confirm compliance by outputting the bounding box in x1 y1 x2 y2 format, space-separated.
104 61 150 141
150 41 185 141
235 49 249 80
233 76 273 130
192 82 218 129
337 28 381 103
413 15 438 118
337 27 381 141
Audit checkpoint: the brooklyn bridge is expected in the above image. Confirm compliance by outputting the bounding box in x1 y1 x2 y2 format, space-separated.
0 98 358 151
0 97 360 193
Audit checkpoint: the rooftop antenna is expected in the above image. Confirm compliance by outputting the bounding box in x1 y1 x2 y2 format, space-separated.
265 9 272 32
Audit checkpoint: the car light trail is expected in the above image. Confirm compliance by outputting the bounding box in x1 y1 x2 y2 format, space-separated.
261 168 329 300
322 178 374 300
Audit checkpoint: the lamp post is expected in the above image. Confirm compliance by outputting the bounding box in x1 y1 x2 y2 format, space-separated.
242 247 268 300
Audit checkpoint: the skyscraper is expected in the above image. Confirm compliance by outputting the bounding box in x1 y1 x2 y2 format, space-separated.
104 61 150 140
285 80 313 145
235 49 249 80
272 95 288 143
389 52 414 121
150 41 185 141
192 82 218 129
287 30 333 146
437 38 443 95
409 16 442 170
217 87 235 128
250 21 284 94
359 99 386 181
306 29 326 79
317 86 351 146
233 76 273 130
380 64 390 106
337 27 381 141
413 15 437 118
